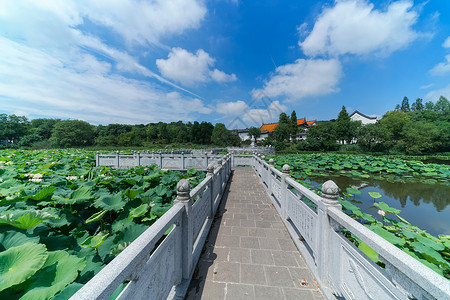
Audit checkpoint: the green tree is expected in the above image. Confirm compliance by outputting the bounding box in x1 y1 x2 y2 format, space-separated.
52 120 95 147
0 114 30 143
290 110 299 142
398 122 442 154
31 118 61 140
305 121 338 151
335 106 353 144
247 127 261 140
274 112 290 142
411 98 424 111
379 110 410 142
211 123 240 146
357 123 392 152
401 96 410 112
435 96 450 112
425 101 435 110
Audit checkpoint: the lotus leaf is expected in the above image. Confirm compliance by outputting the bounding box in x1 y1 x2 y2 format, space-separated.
373 202 401 214
128 204 149 219
52 282 83 300
358 242 380 263
80 233 109 249
410 242 448 265
26 186 56 201
0 242 48 292
346 187 361 195
0 231 39 250
370 225 405 246
20 250 86 300
86 210 108 224
94 193 125 211
368 192 382 199
0 211 56 230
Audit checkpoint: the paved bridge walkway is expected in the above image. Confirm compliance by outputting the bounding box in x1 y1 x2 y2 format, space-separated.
185 168 324 300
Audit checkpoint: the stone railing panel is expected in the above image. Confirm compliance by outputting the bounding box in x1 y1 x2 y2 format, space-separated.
250 155 450 300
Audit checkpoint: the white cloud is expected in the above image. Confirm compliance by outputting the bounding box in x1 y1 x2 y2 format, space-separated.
0 0 211 123
300 0 419 57
425 84 450 102
252 59 342 101
216 101 249 115
430 36 450 76
242 101 288 125
0 38 211 124
156 48 237 86
0 0 206 47
443 36 450 49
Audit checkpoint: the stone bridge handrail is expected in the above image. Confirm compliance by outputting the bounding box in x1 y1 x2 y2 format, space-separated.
250 154 450 300
96 151 224 169
71 155 232 300
328 207 449 299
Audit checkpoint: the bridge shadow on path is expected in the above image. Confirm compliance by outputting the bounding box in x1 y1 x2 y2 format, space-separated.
184 167 324 300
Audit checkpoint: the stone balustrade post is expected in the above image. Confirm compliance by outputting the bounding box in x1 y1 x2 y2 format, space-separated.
96 151 100 166
159 151 163 168
207 164 215 218
137 152 141 167
115 151 120 168
181 152 185 170
217 159 223 195
317 180 341 288
281 164 290 219
174 179 193 279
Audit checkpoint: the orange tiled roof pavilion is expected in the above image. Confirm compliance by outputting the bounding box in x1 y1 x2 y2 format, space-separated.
260 118 315 132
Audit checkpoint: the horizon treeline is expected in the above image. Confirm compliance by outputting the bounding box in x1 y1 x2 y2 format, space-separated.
0 117 240 148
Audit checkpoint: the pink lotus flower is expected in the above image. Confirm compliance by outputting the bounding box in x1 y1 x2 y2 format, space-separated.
378 210 386 217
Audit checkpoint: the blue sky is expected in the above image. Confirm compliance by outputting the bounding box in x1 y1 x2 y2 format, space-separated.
0 0 449 128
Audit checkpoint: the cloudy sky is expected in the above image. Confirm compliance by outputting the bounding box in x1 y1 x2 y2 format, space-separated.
0 0 449 127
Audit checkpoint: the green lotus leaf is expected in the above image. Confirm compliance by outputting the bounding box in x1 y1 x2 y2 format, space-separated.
80 233 109 249
370 225 405 246
86 210 108 224
346 187 362 195
410 242 447 265
70 186 92 203
20 250 86 300
26 186 56 201
52 282 83 300
0 211 56 230
111 242 131 256
128 204 149 219
414 235 445 252
373 202 401 214
94 193 125 211
0 231 39 250
368 192 382 199
0 242 48 292
358 242 380 263
154 185 168 197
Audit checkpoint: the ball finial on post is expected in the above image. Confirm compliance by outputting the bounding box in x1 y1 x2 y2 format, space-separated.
321 180 339 204
176 179 191 202
207 163 214 175
269 159 274 166
282 164 290 175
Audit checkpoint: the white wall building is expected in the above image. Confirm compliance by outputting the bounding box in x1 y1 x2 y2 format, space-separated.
349 110 377 125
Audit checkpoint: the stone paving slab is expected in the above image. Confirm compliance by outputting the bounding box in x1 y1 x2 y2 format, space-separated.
185 167 324 300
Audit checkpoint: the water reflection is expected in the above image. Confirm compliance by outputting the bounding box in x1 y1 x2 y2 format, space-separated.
308 174 450 236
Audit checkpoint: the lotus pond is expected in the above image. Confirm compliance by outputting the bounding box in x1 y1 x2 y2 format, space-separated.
272 154 450 278
0 149 206 299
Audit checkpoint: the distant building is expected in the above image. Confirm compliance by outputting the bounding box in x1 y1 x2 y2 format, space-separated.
349 110 377 125
259 118 317 141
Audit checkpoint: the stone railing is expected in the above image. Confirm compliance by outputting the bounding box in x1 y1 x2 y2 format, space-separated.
251 155 450 300
71 155 232 300
227 146 275 155
96 151 224 170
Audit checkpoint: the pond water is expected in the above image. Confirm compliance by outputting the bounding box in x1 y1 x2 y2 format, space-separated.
307 174 450 236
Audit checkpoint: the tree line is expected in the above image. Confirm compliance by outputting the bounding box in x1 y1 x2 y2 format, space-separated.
269 96 450 155
0 116 240 148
